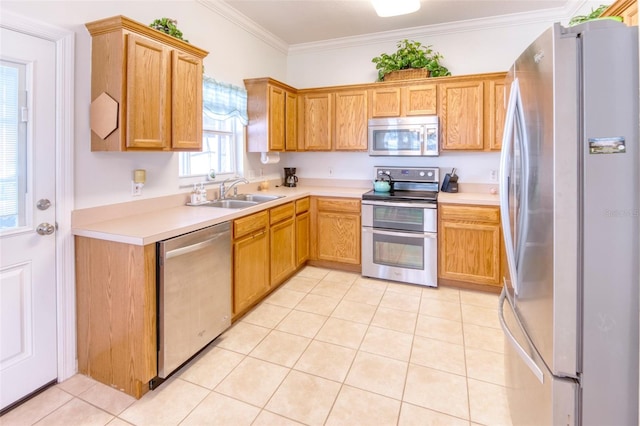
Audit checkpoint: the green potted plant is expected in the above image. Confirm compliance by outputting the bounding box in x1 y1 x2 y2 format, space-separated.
371 39 451 82
149 18 189 42
568 4 622 26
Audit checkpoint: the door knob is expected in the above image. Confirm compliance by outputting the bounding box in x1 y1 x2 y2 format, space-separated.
37 199 51 210
36 223 55 235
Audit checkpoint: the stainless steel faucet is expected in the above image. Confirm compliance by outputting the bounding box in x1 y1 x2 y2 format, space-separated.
219 177 250 199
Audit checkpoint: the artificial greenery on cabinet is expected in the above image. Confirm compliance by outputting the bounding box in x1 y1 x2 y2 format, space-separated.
371 39 451 82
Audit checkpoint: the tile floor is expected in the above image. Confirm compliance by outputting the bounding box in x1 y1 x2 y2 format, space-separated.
1 266 512 426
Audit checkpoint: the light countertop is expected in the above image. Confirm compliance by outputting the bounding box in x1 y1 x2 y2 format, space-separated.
72 184 499 246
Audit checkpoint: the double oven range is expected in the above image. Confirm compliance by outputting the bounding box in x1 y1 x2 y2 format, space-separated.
361 166 439 287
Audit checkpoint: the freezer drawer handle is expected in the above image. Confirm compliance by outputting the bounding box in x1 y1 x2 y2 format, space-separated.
498 287 544 383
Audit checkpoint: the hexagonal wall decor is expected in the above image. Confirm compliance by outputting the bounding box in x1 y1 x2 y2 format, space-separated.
90 92 119 139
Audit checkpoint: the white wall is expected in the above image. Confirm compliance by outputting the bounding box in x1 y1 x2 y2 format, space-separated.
2 0 289 209
280 1 606 184
1 0 604 207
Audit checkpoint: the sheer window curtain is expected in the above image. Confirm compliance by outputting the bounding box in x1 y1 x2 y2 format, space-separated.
202 75 248 125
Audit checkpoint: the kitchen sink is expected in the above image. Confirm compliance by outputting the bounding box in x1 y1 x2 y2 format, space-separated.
201 200 259 209
228 194 285 203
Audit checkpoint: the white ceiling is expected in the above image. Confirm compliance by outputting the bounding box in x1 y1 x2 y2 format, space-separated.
216 0 574 45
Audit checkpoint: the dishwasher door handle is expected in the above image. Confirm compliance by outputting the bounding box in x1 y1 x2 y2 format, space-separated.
165 231 229 259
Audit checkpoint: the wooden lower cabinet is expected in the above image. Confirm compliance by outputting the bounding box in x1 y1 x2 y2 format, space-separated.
310 197 361 267
296 197 310 266
269 202 296 285
438 203 502 289
75 236 156 399
233 211 270 319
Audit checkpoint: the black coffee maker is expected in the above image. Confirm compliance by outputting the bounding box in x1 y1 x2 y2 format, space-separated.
284 167 298 187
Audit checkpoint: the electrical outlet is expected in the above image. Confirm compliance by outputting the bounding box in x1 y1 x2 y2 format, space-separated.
329 167 333 176
131 181 143 196
489 169 498 182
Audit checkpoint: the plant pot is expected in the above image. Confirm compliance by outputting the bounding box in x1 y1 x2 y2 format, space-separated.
383 68 430 81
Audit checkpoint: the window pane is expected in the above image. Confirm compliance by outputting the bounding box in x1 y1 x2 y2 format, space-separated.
0 61 26 230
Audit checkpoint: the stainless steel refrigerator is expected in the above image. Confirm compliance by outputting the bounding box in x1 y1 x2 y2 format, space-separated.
498 21 639 425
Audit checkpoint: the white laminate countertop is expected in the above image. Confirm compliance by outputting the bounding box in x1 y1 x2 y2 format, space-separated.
71 185 499 246
72 186 367 246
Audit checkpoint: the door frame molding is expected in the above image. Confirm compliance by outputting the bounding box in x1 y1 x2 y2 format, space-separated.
0 11 76 383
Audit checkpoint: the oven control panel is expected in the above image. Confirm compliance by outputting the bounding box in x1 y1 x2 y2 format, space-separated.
374 166 439 183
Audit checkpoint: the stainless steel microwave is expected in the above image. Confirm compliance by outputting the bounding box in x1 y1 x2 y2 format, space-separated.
368 116 439 156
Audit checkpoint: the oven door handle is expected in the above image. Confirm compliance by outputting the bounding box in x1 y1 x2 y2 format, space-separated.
361 200 437 209
362 227 436 239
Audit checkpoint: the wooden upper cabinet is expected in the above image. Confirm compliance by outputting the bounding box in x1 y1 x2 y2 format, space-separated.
371 87 401 117
171 50 204 150
602 0 638 25
300 91 333 151
334 89 368 151
402 84 437 115
485 77 506 151
370 83 437 117
244 77 297 152
285 91 298 151
439 79 484 150
86 15 207 152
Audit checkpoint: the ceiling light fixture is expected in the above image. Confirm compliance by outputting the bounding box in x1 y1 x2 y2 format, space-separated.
372 0 421 17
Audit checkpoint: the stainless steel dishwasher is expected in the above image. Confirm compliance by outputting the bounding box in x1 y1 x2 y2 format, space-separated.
156 221 231 381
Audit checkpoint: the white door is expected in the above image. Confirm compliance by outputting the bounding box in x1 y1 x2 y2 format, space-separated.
0 27 57 411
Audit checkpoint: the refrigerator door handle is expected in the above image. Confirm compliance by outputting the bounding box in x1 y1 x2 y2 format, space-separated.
499 78 520 294
498 287 544 383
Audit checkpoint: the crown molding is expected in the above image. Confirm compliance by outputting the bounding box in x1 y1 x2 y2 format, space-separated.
197 0 289 54
289 0 592 54
198 0 593 56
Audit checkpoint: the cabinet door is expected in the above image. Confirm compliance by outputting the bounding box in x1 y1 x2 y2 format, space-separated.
439 80 484 150
285 91 298 151
301 92 332 150
334 90 368 151
269 85 286 151
233 230 269 317
171 50 203 151
370 87 401 117
439 220 501 285
403 84 437 115
270 218 296 286
126 33 170 150
486 78 506 151
316 212 361 264
296 210 310 266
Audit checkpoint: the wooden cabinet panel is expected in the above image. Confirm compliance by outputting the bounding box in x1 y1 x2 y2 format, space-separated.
403 84 437 115
125 34 170 150
75 237 156 399
438 204 502 287
244 78 298 152
296 210 310 266
486 78 506 151
301 92 332 150
439 80 484 150
234 210 269 239
86 16 207 152
233 228 270 317
285 91 298 151
171 50 203 150
295 197 310 214
603 0 638 25
371 87 401 117
334 90 368 151
311 197 361 265
269 85 286 151
270 217 296 285
270 202 295 225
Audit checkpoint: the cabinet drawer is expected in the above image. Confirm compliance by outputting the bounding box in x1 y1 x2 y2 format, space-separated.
316 197 361 214
295 197 310 214
440 204 499 223
234 211 269 239
270 202 295 225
